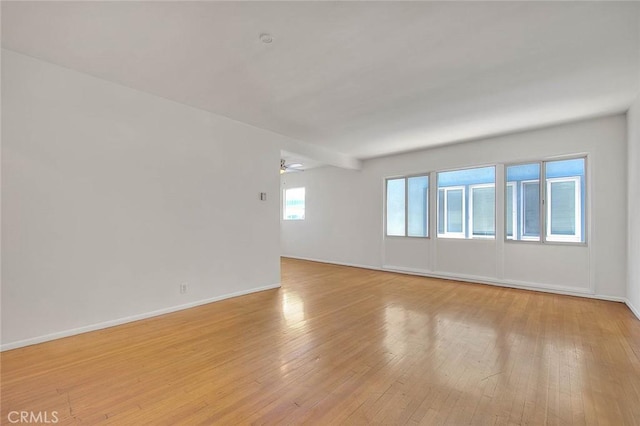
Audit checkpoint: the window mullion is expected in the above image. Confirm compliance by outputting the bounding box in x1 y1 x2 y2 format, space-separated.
404 177 409 237
543 164 547 243
443 188 448 235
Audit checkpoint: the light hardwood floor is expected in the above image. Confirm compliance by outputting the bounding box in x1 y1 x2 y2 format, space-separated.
2 258 640 425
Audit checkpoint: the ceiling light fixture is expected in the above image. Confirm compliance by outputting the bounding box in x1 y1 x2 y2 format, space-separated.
280 159 304 174
259 33 273 44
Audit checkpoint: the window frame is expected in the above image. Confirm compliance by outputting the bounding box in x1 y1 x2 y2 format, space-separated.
504 156 587 245
520 179 541 241
468 183 496 239
546 176 582 243
505 182 516 240
437 186 466 239
385 174 430 238
282 187 306 221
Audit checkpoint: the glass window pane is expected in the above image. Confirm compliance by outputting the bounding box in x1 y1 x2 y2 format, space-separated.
506 163 540 182
550 181 576 235
546 158 585 178
407 176 429 237
471 186 495 237
283 187 305 220
386 179 405 236
447 189 463 233
438 166 495 186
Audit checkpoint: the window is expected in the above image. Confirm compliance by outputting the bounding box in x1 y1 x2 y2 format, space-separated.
283 187 305 220
546 158 584 242
506 163 540 241
385 175 429 237
521 181 540 240
438 186 465 238
408 176 429 237
386 178 405 236
383 157 585 243
437 166 495 239
469 184 495 238
505 158 585 243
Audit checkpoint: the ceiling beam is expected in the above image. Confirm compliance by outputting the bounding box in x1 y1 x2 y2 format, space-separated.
279 138 362 171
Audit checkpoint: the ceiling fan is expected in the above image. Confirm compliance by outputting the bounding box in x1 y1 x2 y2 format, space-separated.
280 159 304 174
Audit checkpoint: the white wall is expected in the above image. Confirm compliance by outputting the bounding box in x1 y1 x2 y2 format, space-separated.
282 115 628 299
1 49 286 349
628 96 640 317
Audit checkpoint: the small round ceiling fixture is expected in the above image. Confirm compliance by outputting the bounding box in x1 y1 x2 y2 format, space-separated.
259 33 273 44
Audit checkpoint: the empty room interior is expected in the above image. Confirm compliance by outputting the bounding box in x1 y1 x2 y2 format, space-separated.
2 1 640 424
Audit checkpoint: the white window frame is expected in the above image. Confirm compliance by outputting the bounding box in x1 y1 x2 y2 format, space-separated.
505 182 516 240
437 186 466 239
385 175 430 238
468 183 495 239
283 187 305 221
546 176 581 242
520 179 541 241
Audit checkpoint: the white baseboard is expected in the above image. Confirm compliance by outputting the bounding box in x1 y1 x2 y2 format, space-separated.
1 283 281 352
282 255 384 272
385 267 631 304
383 264 600 298
626 298 640 321
283 255 631 306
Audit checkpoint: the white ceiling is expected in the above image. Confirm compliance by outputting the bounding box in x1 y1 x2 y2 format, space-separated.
2 1 639 164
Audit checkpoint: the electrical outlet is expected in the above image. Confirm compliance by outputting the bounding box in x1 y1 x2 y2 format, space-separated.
180 283 188 294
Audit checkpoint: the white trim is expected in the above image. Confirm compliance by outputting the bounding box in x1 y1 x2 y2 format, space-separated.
495 165 505 280
596 295 630 304
625 299 640 321
505 182 516 240
288 255 640 320
283 256 630 308
283 255 384 272
291 257 638 320
521 179 541 241
382 265 629 304
546 176 582 242
469 183 496 239
383 264 594 296
404 176 409 235
382 264 433 275
586 155 595 294
437 186 466 238
0 283 281 352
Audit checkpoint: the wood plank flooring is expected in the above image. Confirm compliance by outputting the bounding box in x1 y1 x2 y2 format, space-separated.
2 258 640 425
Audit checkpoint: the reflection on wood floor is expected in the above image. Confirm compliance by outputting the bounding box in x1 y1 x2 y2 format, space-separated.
2 257 640 424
